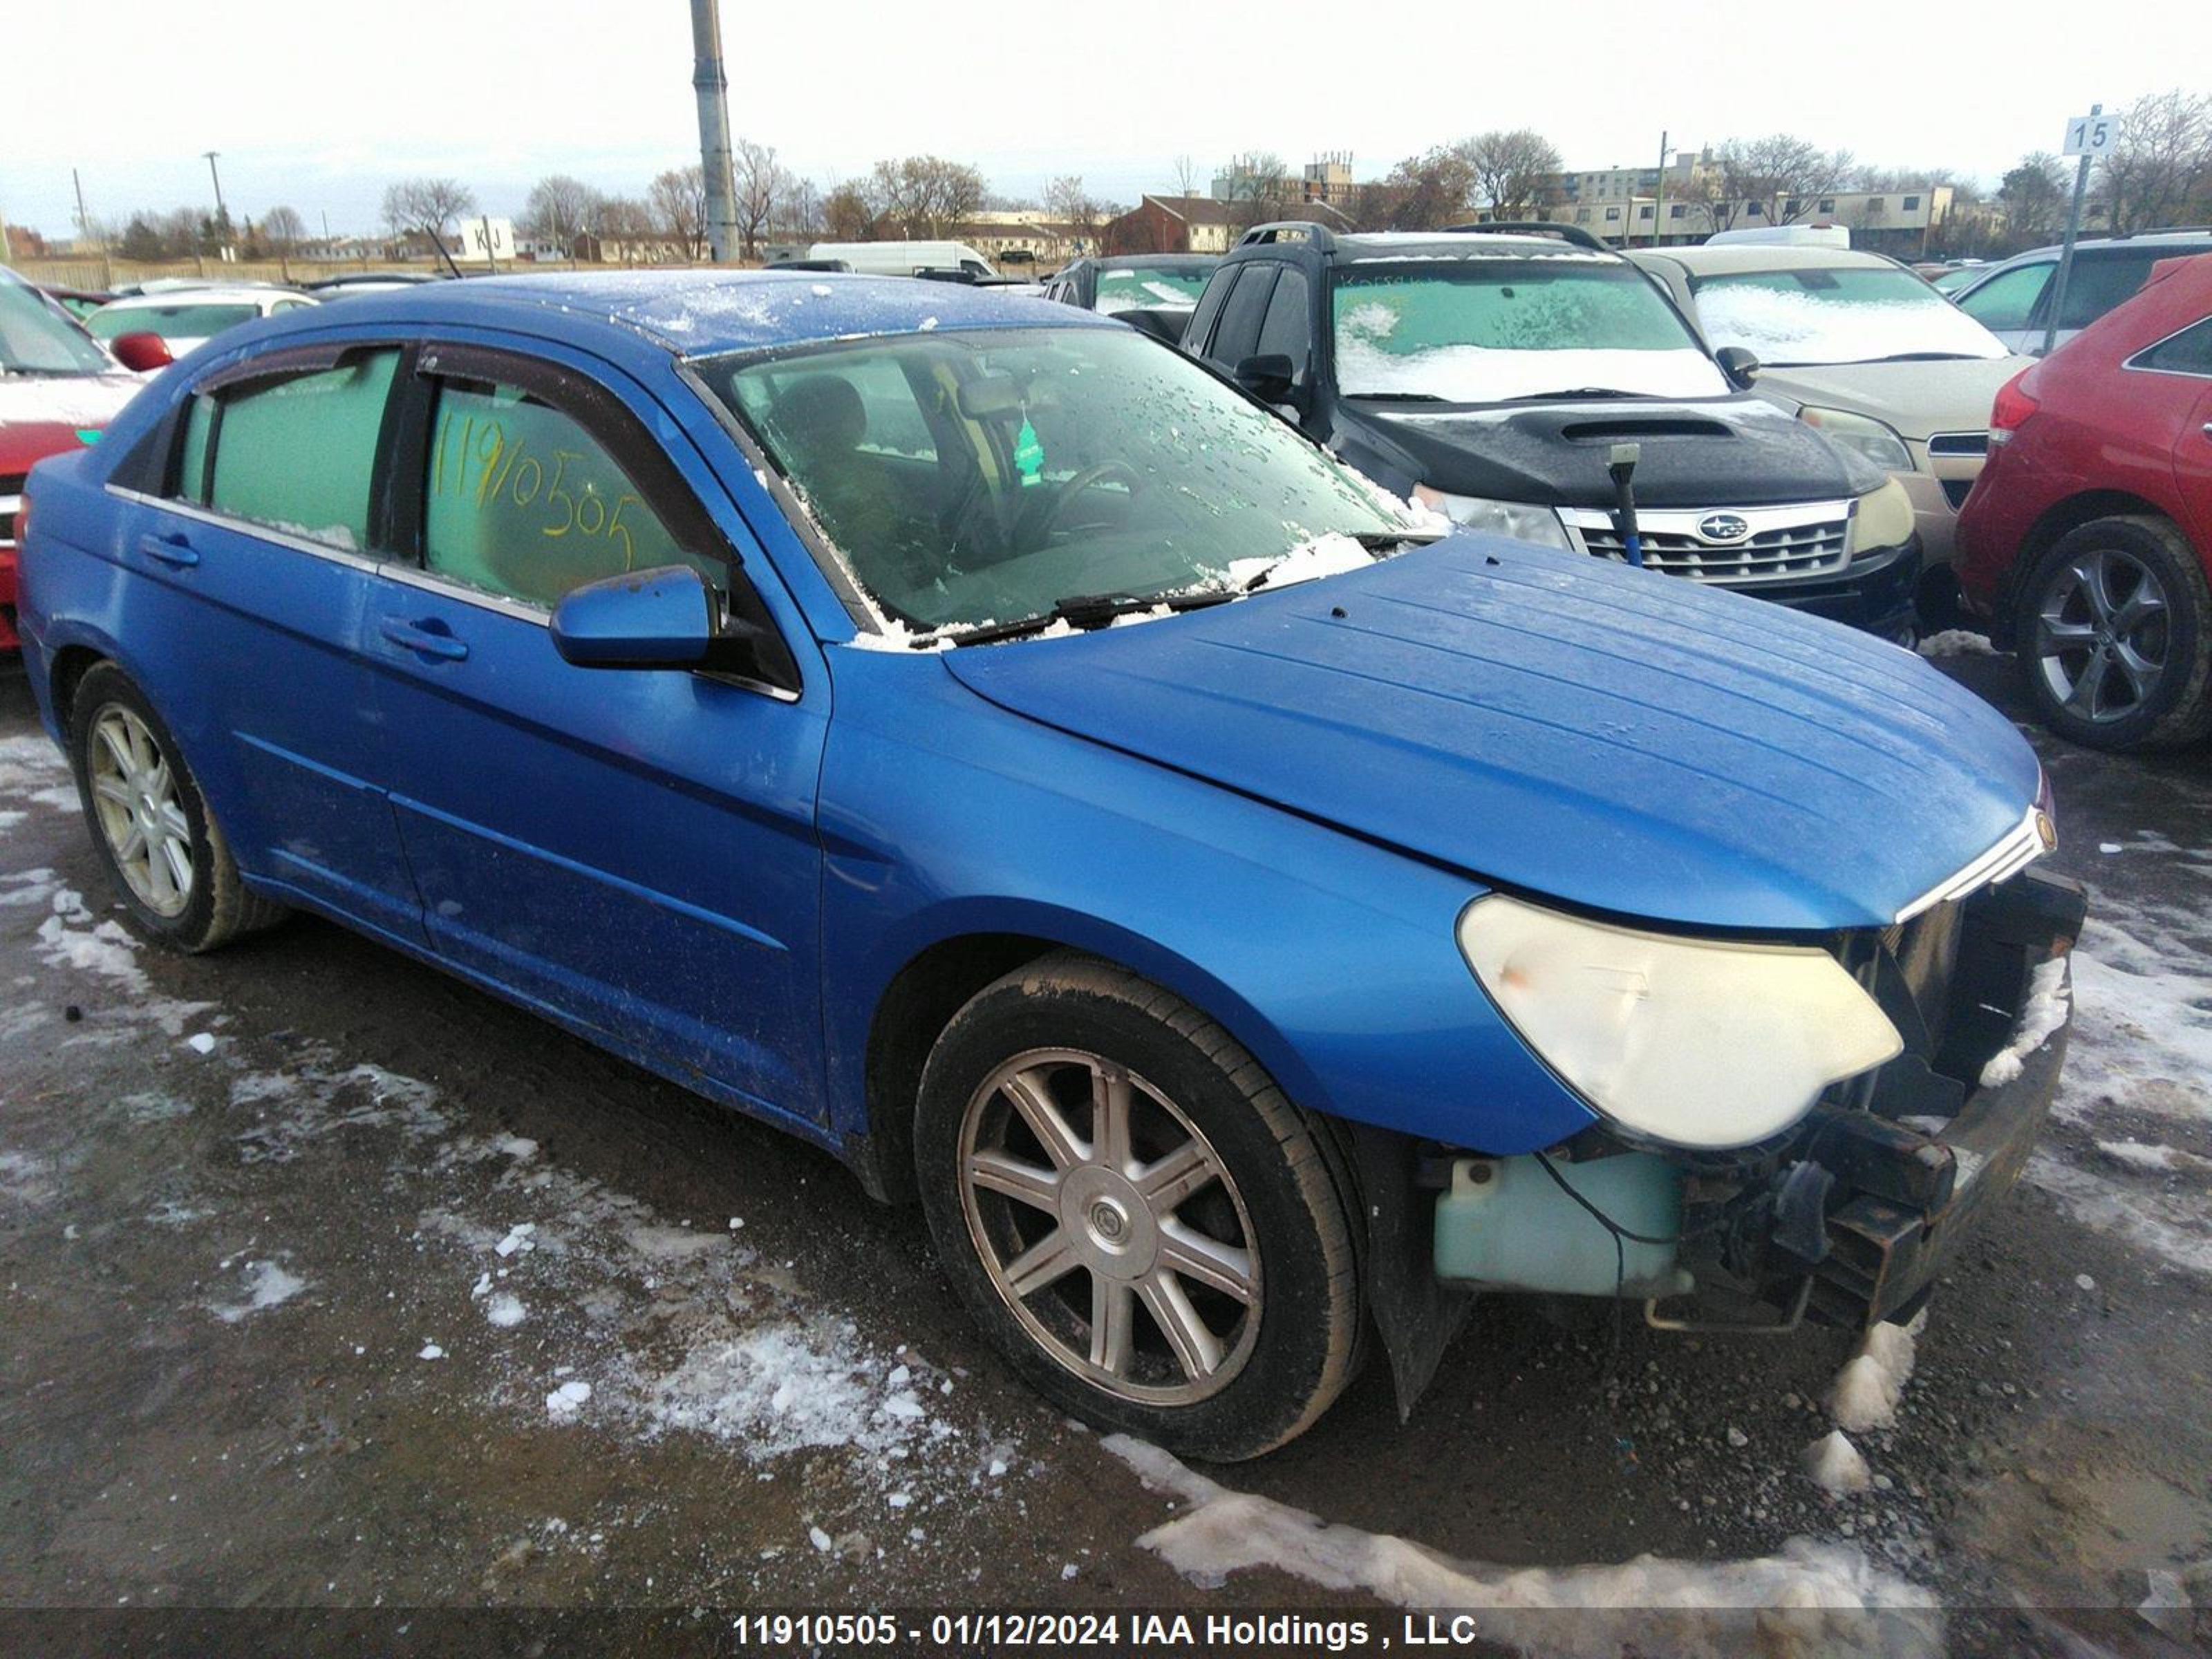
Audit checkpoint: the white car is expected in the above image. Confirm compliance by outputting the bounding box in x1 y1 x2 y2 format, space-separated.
1630 244 2028 616
85 286 319 359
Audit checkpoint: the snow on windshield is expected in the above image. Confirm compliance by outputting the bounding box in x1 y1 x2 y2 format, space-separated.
1693 268 2007 366
1095 269 1207 314
1332 266 1729 402
0 278 114 377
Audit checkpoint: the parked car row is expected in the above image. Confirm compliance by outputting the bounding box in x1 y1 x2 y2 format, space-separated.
16 269 2083 1456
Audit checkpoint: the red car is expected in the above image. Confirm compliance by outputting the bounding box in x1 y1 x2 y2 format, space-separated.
1957 252 2212 751
0 270 168 649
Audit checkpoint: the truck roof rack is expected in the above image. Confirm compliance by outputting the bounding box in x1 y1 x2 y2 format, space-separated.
1238 221 1340 251
1439 221 1615 255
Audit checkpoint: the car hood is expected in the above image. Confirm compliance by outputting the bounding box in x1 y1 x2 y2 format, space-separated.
1347 393 1885 508
944 536 2041 932
0 373 142 472
1745 356 2028 440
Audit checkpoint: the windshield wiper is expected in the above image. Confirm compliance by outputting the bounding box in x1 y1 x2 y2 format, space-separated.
948 589 1236 648
1342 391 1450 402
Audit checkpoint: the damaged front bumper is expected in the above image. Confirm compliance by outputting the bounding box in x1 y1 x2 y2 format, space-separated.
1428 865 2086 1338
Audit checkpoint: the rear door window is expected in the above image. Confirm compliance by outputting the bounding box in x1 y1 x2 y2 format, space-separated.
175 348 400 553
2052 252 2156 330
1183 266 1241 360
2134 316 2212 376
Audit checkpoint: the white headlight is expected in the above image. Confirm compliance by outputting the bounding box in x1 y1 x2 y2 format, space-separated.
1800 406 1915 473
1457 895 1902 1150
1414 488 1573 551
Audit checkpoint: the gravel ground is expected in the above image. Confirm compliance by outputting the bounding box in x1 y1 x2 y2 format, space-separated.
1 647 2206 1657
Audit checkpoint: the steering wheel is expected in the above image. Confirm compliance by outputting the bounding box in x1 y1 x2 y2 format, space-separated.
1036 460 1141 539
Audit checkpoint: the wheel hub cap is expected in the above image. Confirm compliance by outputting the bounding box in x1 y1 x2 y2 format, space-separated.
957 1048 1260 1405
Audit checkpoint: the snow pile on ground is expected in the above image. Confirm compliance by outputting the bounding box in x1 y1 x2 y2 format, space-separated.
0 734 74 799
1915 630 1997 659
1104 1436 1939 1659
639 1320 934 1459
34 888 149 996
2024 898 2212 1277
211 1259 308 1323
230 1049 451 1163
1827 1311 1925 1434
1802 1430 1873 1497
1980 958 2072 1089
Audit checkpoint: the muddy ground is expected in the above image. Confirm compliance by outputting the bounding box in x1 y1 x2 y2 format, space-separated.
1 647 2207 1658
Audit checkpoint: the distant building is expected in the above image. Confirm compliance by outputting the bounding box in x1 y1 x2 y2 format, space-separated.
1535 151 1958 254
1107 194 1248 256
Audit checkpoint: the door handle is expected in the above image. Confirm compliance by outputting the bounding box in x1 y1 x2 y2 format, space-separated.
137 532 198 569
377 617 470 662
2202 422 2212 440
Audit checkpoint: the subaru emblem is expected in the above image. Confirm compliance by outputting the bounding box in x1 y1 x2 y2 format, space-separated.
1698 513 1750 543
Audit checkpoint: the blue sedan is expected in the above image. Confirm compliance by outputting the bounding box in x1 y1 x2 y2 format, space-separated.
17 272 2083 1457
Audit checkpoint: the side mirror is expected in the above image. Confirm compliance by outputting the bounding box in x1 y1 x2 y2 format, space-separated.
551 564 720 669
1235 353 1297 406
1715 346 1760 388
109 331 174 373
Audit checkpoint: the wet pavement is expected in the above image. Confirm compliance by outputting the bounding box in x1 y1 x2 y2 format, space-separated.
1 645 2207 1656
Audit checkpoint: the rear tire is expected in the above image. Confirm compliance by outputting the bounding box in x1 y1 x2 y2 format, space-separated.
915 952 1361 1460
2014 516 2212 751
68 663 287 953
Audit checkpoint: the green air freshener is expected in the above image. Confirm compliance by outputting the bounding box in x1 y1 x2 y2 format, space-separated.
1013 418 1044 488
75 429 104 446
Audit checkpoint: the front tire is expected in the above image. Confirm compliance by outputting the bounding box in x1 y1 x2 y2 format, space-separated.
68 663 287 953
915 953 1361 1460
2015 516 2212 751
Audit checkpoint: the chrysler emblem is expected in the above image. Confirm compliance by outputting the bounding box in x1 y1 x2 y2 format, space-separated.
1698 513 1751 543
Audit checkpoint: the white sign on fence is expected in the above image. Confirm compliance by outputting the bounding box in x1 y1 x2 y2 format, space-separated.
2061 113 2116 158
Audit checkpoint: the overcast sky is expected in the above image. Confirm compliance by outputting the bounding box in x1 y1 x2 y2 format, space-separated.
6 0 2207 239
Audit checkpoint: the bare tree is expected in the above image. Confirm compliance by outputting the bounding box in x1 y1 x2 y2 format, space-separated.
594 196 657 263
522 175 603 257
1367 144 1478 230
1172 154 1199 197
382 178 477 247
1998 153 2070 248
650 165 708 261
1046 175 1110 254
1712 135 1855 225
865 156 988 237
822 180 874 241
261 205 306 248
730 140 789 259
2099 89 2212 234
1463 129 1562 220
1215 152 1294 233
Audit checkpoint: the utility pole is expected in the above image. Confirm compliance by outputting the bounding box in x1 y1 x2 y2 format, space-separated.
688 0 741 263
0 200 12 269
203 149 230 261
1652 130 1669 246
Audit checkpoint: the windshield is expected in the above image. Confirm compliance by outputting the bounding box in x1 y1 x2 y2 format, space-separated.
699 326 1403 638
1691 265 2009 365
1331 258 1727 402
88 303 260 344
0 276 114 377
1094 266 1210 313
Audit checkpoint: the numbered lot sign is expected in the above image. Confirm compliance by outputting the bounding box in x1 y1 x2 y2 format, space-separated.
2063 113 2116 157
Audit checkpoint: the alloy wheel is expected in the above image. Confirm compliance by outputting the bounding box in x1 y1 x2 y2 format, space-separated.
2032 547 2172 724
957 1048 1260 1405
87 704 194 919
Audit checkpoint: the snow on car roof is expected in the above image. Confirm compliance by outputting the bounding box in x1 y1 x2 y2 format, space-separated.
341 270 1115 357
